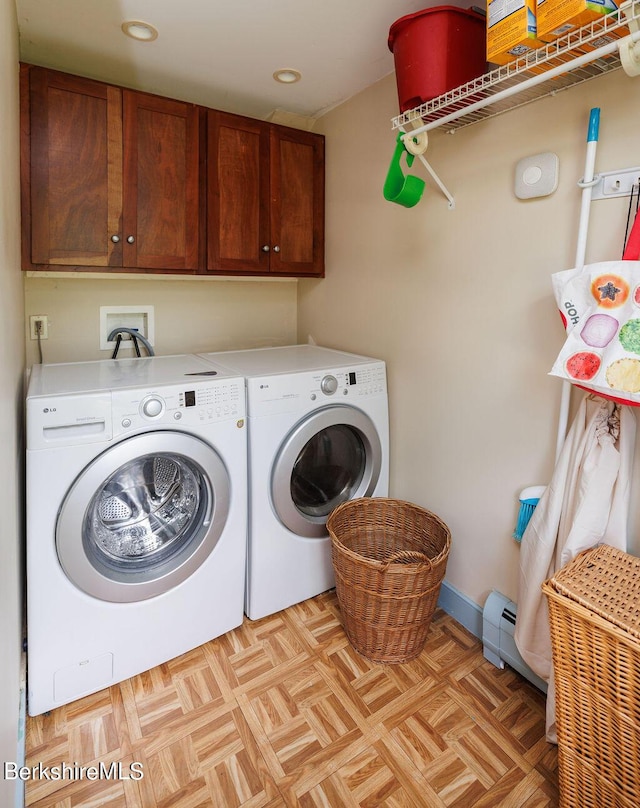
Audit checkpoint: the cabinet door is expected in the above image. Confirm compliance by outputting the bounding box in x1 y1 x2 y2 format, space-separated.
123 92 200 270
29 67 123 267
270 126 325 277
207 111 270 273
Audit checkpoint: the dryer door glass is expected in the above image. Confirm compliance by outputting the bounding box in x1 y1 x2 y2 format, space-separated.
84 453 204 566
271 405 382 538
291 425 365 517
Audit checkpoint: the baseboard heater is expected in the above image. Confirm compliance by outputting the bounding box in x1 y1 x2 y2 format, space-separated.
482 590 548 693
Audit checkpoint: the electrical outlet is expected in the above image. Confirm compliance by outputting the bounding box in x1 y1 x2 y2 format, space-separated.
30 315 49 340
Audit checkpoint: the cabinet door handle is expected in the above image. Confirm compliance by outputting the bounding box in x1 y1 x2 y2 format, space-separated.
111 235 120 243
261 245 270 252
273 245 280 253
126 235 135 244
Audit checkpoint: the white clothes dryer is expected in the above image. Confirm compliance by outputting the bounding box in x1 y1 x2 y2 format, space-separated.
26 354 247 716
198 345 389 621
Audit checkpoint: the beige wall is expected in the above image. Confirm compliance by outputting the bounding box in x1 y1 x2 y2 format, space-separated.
24 275 298 364
0 0 25 801
299 70 640 606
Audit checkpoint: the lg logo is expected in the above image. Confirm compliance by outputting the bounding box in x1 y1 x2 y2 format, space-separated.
42 407 57 413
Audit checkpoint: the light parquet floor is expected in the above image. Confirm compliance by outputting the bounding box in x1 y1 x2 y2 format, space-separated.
25 593 558 807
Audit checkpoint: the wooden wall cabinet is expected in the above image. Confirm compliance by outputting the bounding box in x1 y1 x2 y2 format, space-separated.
22 65 201 273
21 65 324 278
207 111 325 277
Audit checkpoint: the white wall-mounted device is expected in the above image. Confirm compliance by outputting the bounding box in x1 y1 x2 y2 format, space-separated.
514 152 559 200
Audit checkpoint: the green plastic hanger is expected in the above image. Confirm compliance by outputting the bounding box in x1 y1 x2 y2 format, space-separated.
383 133 425 208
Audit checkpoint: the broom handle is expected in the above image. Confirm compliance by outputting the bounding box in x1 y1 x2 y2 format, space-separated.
555 108 600 462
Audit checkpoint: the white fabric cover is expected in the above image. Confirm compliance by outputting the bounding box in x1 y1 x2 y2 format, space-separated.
514 393 636 741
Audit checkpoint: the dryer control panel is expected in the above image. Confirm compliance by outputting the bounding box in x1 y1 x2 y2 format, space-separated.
246 362 387 417
340 365 387 397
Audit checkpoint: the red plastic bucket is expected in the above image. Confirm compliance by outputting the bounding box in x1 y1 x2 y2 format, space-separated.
388 6 487 113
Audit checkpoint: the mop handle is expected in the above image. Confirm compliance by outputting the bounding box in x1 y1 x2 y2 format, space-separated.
556 108 600 461
575 108 600 269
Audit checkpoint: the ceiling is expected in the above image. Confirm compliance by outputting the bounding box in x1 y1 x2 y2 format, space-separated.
15 0 468 123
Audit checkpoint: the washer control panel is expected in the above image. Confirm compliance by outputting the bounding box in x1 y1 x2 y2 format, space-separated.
112 378 245 435
140 395 165 418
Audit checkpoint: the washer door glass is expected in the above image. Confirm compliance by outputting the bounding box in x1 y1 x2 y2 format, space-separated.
84 453 204 567
57 432 230 603
271 405 382 538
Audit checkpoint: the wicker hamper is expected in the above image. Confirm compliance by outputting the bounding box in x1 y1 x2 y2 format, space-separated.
326 497 451 663
542 544 640 808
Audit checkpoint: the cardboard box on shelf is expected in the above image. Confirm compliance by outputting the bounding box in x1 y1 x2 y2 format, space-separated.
487 0 549 64
537 0 627 78
537 0 621 41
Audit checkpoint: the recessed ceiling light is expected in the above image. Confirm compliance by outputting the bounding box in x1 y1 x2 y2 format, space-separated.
121 20 158 42
273 68 302 84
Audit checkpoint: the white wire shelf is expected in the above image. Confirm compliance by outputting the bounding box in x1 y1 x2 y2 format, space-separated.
391 0 640 135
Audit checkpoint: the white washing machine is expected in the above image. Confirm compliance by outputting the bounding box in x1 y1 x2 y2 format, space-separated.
198 345 389 621
26 354 247 716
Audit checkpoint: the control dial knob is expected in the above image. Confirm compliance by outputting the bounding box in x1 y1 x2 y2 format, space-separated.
141 395 164 418
321 375 338 395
